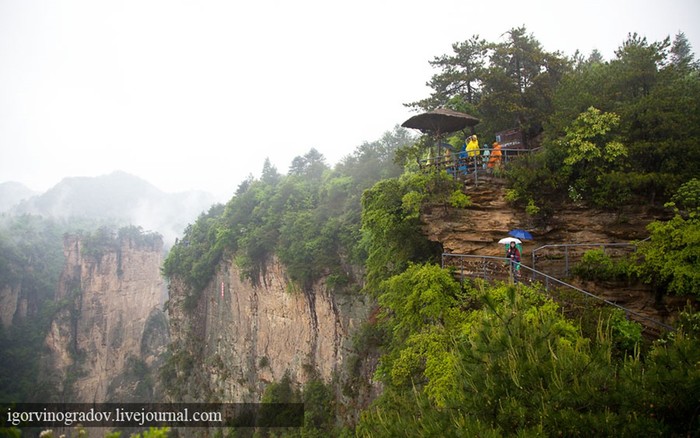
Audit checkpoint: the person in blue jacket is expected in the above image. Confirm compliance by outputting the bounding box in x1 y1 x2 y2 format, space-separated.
458 139 469 175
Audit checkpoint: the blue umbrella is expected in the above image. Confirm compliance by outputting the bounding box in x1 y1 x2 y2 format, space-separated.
508 229 533 240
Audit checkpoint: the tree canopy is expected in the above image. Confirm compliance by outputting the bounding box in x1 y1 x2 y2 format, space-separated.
407 26 572 145
162 127 411 296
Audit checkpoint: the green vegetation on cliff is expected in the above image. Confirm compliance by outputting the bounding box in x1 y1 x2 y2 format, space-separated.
360 169 469 291
159 27 700 436
635 178 700 297
0 215 66 402
356 266 700 436
348 29 700 434
162 127 444 297
506 32 699 217
405 28 699 219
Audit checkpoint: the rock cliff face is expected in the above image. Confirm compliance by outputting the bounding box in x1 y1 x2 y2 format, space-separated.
44 234 169 402
422 176 685 325
0 284 23 329
165 255 371 402
423 176 666 257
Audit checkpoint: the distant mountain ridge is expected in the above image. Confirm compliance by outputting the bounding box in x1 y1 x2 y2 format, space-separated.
14 171 162 218
0 181 38 213
7 171 216 243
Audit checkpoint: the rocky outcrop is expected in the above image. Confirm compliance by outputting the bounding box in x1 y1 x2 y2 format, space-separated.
422 176 685 326
422 177 523 256
165 255 371 402
423 176 667 257
43 234 169 402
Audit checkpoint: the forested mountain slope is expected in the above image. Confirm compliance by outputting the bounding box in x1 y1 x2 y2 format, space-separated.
159 29 699 436
2 27 698 437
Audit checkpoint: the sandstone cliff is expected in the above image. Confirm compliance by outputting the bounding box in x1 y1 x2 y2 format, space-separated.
422 176 686 326
164 255 372 403
423 176 664 256
43 233 169 402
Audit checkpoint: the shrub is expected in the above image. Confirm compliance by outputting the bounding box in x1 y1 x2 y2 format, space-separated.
573 249 635 282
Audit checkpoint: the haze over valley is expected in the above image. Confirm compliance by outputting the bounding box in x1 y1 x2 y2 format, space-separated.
0 170 216 245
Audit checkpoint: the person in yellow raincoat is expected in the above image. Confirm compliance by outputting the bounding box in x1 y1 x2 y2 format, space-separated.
488 141 502 170
466 135 480 158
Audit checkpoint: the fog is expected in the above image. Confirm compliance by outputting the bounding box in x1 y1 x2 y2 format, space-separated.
1 172 216 246
1 0 698 200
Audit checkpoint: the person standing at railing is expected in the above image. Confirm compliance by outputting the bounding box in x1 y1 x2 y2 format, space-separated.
466 135 481 172
482 143 490 169
444 147 455 176
444 147 452 160
487 141 502 171
506 241 521 283
457 140 469 175
466 135 480 158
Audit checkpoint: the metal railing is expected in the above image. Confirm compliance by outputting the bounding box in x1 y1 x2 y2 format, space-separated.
442 253 673 336
441 253 514 283
420 147 529 183
531 242 642 278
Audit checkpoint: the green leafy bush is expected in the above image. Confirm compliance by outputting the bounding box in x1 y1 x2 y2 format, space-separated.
572 249 635 282
360 176 445 292
634 180 700 297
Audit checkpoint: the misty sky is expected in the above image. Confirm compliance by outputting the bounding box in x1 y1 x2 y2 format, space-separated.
1 0 698 201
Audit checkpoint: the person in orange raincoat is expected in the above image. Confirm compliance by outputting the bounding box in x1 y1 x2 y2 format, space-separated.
487 141 502 170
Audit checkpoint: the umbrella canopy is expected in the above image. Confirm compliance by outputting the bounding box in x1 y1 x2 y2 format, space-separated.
498 237 522 245
401 108 480 135
508 229 533 240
